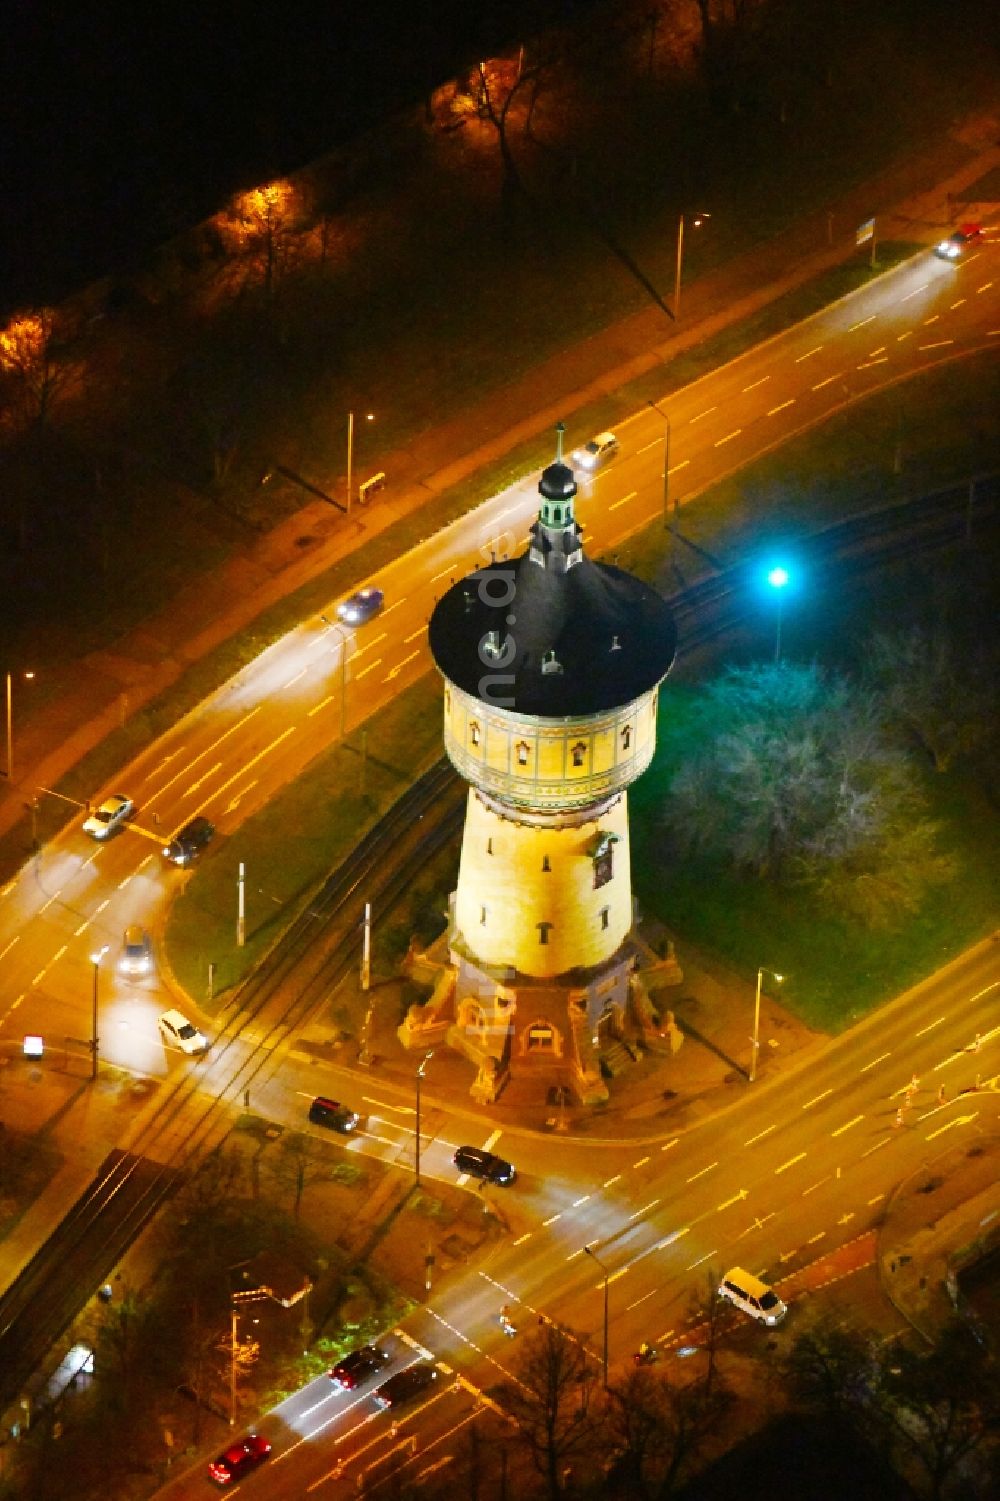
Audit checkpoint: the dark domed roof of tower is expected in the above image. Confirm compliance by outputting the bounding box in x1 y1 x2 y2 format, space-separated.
429 427 676 717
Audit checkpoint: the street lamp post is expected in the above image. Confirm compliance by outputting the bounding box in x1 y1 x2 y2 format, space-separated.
90 945 109 1080
345 411 374 513
414 1049 434 1186
751 967 783 1083
583 1244 610 1389
4 669 35 782
673 212 709 321
766 566 789 663
647 400 673 528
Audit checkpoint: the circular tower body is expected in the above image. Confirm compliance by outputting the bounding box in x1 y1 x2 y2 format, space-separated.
407 436 676 1103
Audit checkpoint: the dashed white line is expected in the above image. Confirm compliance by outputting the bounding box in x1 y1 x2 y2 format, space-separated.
742 375 770 392
686 1162 718 1184
949 299 967 310
95 899 110 914
512 1232 531 1247
50 944 67 965
430 565 455 584
714 428 742 447
685 1249 717 1271
811 374 839 390
831 1114 865 1138
542 1212 562 1228
572 1195 591 1208
39 893 58 914
896 331 913 341
867 1193 885 1206
860 1051 891 1073
767 399 795 416
807 1231 826 1245
899 283 929 302
307 695 336 718
629 1199 661 1220
743 1124 776 1147
603 1174 622 1188
609 490 637 513
867 346 886 357
282 668 308 690
403 626 426 644
689 406 717 424
74 921 90 937
354 658 383 681
632 1156 650 1169
795 345 823 362
117 875 131 891
803 1177 830 1197
848 314 876 331
976 281 994 293
922 314 939 326
862 1137 891 1159
857 356 889 369
915 1017 945 1037
626 1289 657 1312
802 1089 833 1110
32 967 48 987
775 1152 806 1175
0 937 19 960
918 340 954 351
661 1137 679 1153
667 460 690 476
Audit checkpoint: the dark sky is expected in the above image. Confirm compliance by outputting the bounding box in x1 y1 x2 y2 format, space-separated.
2 0 592 309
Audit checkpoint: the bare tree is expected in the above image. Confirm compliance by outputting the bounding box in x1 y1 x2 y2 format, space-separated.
0 307 75 433
268 1131 332 1219
500 1323 599 1500
866 624 996 774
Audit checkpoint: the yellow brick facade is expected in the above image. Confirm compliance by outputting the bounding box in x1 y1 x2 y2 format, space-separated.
452 790 632 976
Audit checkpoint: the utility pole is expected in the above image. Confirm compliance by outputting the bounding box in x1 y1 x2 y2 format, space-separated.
237 862 246 948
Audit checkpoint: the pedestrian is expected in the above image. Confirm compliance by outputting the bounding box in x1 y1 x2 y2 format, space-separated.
894 1107 904 1128
910 1073 920 1091
972 1032 982 1053
937 1083 947 1105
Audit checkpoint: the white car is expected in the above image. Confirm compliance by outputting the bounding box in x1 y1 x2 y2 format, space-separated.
82 794 135 841
119 926 153 976
158 1009 208 1055
573 430 619 471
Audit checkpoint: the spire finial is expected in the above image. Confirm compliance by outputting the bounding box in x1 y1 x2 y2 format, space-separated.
555 421 565 464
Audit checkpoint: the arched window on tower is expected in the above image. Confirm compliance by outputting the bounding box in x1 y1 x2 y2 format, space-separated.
621 724 632 752
480 905 487 925
571 741 587 767
486 837 493 855
588 832 618 891
537 921 553 946
444 688 451 713
516 741 530 767
470 721 481 746
542 854 551 872
600 905 610 930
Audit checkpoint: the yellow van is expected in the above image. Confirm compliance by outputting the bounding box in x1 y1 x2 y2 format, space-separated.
718 1266 787 1326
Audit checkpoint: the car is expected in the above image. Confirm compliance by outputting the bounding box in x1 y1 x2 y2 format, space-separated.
162 814 215 866
934 222 983 260
329 1344 391 1390
572 430 619 471
82 794 134 841
158 1008 208 1055
336 587 384 625
718 1266 787 1327
453 1145 516 1186
372 1362 438 1409
208 1431 271 1485
119 925 153 976
309 1095 360 1132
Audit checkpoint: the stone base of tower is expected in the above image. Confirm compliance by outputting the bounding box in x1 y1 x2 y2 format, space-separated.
399 919 683 1107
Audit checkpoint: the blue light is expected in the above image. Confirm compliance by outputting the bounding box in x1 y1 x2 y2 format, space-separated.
767 566 789 590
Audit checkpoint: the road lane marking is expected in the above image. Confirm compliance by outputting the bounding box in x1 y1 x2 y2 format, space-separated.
307 694 336 717
848 314 876 330
812 374 839 390
609 490 637 513
629 1199 660 1220
572 1195 591 1207
626 1289 657 1312
868 346 886 357
353 631 388 659
837 1212 855 1227
632 1155 650 1169
918 340 954 351
211 727 297 806
32 967 48 986
744 1124 776 1146
50 944 67 965
802 1088 833 1110
926 1111 978 1142
354 658 383 681
807 1231 826 1245
896 331 913 341
95 899 110 914
512 1232 531 1247
915 1016 945 1037
860 1051 891 1072
657 1228 689 1248
74 921 89 936
184 760 222 796
689 406 717 424
976 281 994 293
686 1162 718 1184
766 399 795 416
661 1138 678 1153
735 1211 776 1240
403 626 426 644
430 565 455 584
867 1193 885 1205
0 937 19 960
667 459 690 476
717 1189 749 1211
861 1137 891 1158
685 1249 717 1271
282 668 308 689
145 706 261 808
778 1247 799 1264
949 299 967 310
742 375 770 391
542 1212 562 1227
831 1114 865 1137
899 283 930 302
116 874 132 890
803 1177 830 1197
39 893 58 914
795 345 823 362
603 1174 622 1188
775 1153 806 1175
714 428 742 447
857 357 889 368
922 314 939 325
384 650 421 682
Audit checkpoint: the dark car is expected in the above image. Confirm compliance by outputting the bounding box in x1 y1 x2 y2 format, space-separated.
308 1096 360 1132
453 1145 516 1186
208 1432 271 1485
336 587 384 625
162 815 215 866
373 1362 438 1410
329 1344 390 1390
934 222 983 260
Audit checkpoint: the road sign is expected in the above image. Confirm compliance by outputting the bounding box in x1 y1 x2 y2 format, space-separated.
856 217 875 245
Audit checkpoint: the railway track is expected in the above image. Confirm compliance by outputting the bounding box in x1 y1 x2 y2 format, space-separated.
0 473 994 1412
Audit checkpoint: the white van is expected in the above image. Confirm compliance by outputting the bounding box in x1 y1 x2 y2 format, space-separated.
718 1266 787 1326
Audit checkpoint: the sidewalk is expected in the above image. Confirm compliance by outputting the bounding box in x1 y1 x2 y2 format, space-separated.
1 116 998 858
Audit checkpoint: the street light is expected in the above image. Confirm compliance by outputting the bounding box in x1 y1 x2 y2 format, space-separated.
583 1244 610 1389
346 410 374 513
90 945 109 1080
414 1048 434 1186
766 566 789 663
674 212 710 321
647 400 673 528
4 669 35 782
319 615 350 738
751 967 783 1083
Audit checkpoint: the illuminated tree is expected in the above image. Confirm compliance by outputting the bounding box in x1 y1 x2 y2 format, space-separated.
0 308 72 433
499 1323 599 1499
220 179 303 298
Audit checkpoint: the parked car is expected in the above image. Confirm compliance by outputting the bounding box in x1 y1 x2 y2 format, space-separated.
934 222 983 260
373 1362 438 1409
208 1431 271 1485
717 1266 787 1327
336 587 384 625
82 794 134 841
572 430 619 470
162 814 215 866
329 1344 390 1390
119 925 153 976
453 1145 516 1186
158 1008 207 1055
309 1095 360 1132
